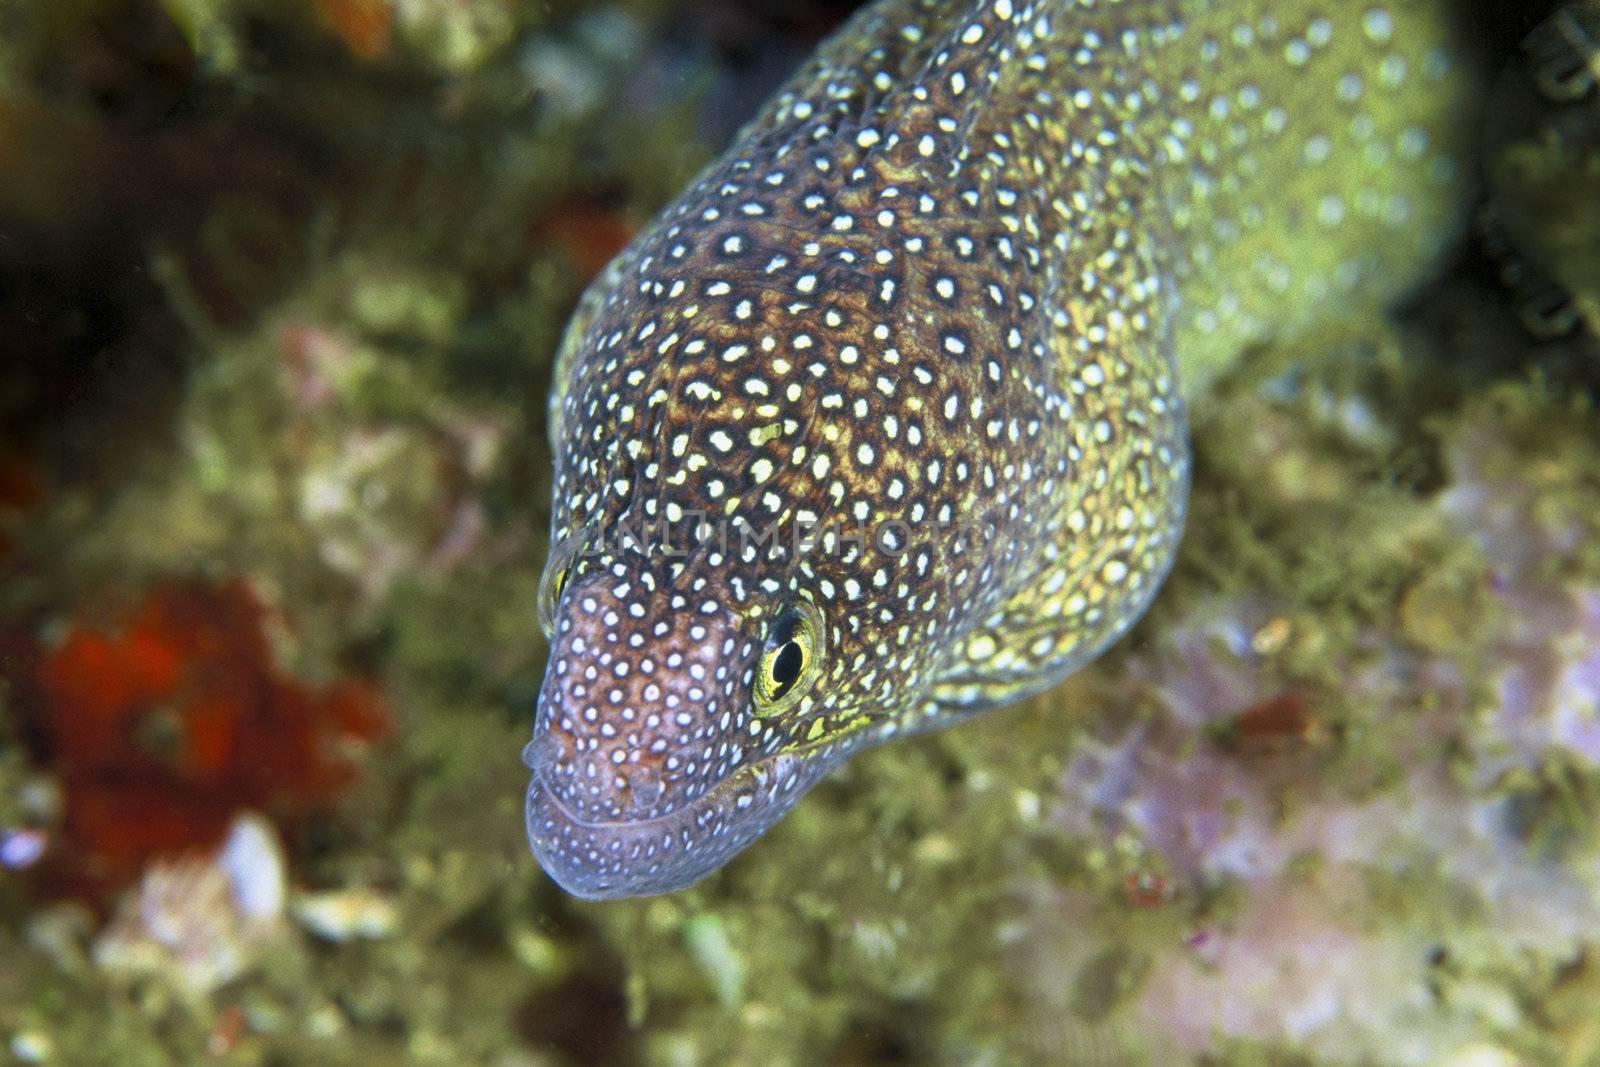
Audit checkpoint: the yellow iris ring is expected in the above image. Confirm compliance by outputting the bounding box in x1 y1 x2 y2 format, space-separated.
753 603 825 710
537 541 576 638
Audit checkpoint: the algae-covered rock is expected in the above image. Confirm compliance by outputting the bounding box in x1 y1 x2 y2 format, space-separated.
1484 0 1600 341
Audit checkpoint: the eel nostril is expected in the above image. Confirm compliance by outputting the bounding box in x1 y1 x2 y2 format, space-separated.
523 733 568 777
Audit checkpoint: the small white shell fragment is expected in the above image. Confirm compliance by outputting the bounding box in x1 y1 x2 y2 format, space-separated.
9 1030 54 1063
219 814 287 921
292 889 399 942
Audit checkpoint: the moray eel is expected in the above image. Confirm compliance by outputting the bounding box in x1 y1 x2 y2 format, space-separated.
526 0 1474 899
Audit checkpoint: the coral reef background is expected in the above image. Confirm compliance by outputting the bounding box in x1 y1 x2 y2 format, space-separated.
0 0 1597 1063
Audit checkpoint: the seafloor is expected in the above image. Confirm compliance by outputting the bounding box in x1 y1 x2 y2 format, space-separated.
1 1 1597 1064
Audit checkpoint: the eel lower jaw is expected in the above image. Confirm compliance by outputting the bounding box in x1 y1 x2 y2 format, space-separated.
524 746 829 900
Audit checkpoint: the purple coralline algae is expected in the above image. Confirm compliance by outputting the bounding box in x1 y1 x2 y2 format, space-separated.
1046 393 1600 1062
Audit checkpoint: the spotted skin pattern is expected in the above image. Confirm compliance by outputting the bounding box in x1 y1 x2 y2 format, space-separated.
526 0 1474 898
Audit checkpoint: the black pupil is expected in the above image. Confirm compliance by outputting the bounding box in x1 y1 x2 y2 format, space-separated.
770 640 803 695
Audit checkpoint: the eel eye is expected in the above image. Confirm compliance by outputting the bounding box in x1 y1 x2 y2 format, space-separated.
754 605 823 708
538 547 575 638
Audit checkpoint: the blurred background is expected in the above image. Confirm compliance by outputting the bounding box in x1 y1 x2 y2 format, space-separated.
0 0 1597 1063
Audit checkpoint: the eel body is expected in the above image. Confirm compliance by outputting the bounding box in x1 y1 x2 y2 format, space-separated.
526 0 1474 899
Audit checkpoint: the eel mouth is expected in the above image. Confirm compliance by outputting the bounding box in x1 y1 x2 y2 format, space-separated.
524 745 823 900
